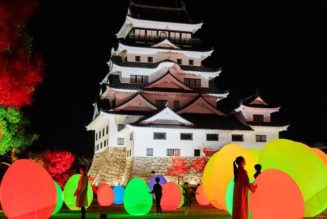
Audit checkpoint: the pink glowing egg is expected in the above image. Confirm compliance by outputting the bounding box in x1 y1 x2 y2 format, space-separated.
97 183 114 206
249 169 304 219
161 182 182 211
196 184 210 205
0 159 57 219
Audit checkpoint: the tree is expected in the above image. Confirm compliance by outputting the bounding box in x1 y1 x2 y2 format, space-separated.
166 156 189 184
191 156 209 172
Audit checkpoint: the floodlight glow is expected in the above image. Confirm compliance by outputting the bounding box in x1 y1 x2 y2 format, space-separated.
123 178 153 216
63 174 93 210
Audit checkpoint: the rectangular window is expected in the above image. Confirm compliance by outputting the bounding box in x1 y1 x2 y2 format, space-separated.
232 134 244 142
95 133 98 140
147 57 153 63
253 114 264 122
118 124 126 131
130 75 149 84
135 56 141 62
189 59 194 66
99 131 101 138
102 128 105 136
117 138 124 145
180 133 193 140
170 32 180 41
104 140 106 147
173 100 180 109
194 149 201 157
146 148 154 156
256 135 267 142
106 125 109 134
206 134 219 141
155 99 167 108
126 149 132 158
167 149 180 156
100 142 103 148
153 132 166 140
184 78 201 87
96 144 99 151
177 58 182 65
130 133 133 141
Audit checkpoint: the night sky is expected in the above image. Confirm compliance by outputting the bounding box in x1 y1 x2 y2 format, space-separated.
25 0 327 157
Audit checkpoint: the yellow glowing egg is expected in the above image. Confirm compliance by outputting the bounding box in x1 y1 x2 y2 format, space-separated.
195 184 210 206
311 148 327 167
260 139 327 217
249 169 304 219
202 144 258 210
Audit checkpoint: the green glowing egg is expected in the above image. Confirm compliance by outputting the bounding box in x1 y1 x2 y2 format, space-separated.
63 174 93 210
124 178 153 216
52 181 63 215
178 185 184 208
260 139 327 217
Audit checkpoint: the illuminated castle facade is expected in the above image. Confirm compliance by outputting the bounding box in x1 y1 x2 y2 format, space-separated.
86 0 288 186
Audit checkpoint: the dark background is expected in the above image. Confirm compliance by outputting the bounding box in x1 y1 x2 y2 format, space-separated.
25 0 327 157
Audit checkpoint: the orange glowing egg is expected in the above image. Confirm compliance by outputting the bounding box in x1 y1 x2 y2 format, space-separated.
196 184 210 206
0 159 57 219
97 183 114 206
249 169 304 219
161 182 182 211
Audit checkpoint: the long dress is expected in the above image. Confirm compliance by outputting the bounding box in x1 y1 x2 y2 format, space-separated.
75 173 89 207
232 166 251 219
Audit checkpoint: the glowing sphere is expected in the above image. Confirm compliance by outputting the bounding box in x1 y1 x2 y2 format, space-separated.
260 139 327 217
123 178 153 216
148 175 167 191
52 181 64 215
196 185 210 206
248 148 261 161
0 159 57 219
202 144 258 210
113 186 124 204
97 183 114 206
178 185 184 208
249 169 304 219
311 148 327 167
63 174 93 210
161 182 182 211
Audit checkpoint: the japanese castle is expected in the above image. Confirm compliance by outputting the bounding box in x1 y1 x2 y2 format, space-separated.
86 0 288 186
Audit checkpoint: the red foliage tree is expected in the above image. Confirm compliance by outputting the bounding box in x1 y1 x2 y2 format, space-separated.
191 156 209 172
43 150 75 187
0 0 43 108
166 157 189 184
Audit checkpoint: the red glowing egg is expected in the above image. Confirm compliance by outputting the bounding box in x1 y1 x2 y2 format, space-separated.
97 183 114 206
0 159 57 219
196 184 210 206
161 182 182 211
249 169 304 219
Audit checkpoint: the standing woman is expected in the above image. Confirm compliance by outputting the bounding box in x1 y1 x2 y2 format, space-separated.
232 156 257 219
74 165 89 219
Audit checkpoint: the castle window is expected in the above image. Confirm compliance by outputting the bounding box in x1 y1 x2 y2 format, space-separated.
189 59 194 66
155 100 167 108
256 135 267 142
184 78 201 87
117 138 124 145
102 128 105 136
153 132 166 140
96 144 99 151
146 148 154 156
147 57 153 63
180 133 193 140
253 114 264 122
159 31 168 39
126 149 132 157
118 124 126 131
232 134 244 142
167 149 180 156
106 125 109 134
194 149 201 157
104 140 106 147
170 32 180 41
130 133 133 141
100 142 103 148
207 134 219 141
135 56 141 62
130 75 149 84
177 58 182 65
99 131 101 138
95 133 98 140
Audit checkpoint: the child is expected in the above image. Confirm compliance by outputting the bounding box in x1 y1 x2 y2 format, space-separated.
150 177 162 215
254 164 262 179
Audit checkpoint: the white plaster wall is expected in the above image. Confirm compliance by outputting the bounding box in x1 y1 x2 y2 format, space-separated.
240 105 279 122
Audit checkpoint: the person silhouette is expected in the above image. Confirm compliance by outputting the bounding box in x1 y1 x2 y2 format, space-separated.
183 182 192 215
232 156 257 219
254 164 262 179
150 177 162 215
74 165 89 219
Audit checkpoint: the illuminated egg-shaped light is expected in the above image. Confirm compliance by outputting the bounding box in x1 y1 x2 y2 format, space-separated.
161 182 182 211
113 186 125 204
63 174 93 210
248 148 261 161
97 183 114 206
52 181 64 215
124 178 153 216
196 184 210 206
311 148 327 167
249 169 304 219
0 159 57 219
148 175 167 191
178 185 185 208
202 144 257 210
225 178 253 218
260 139 327 217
